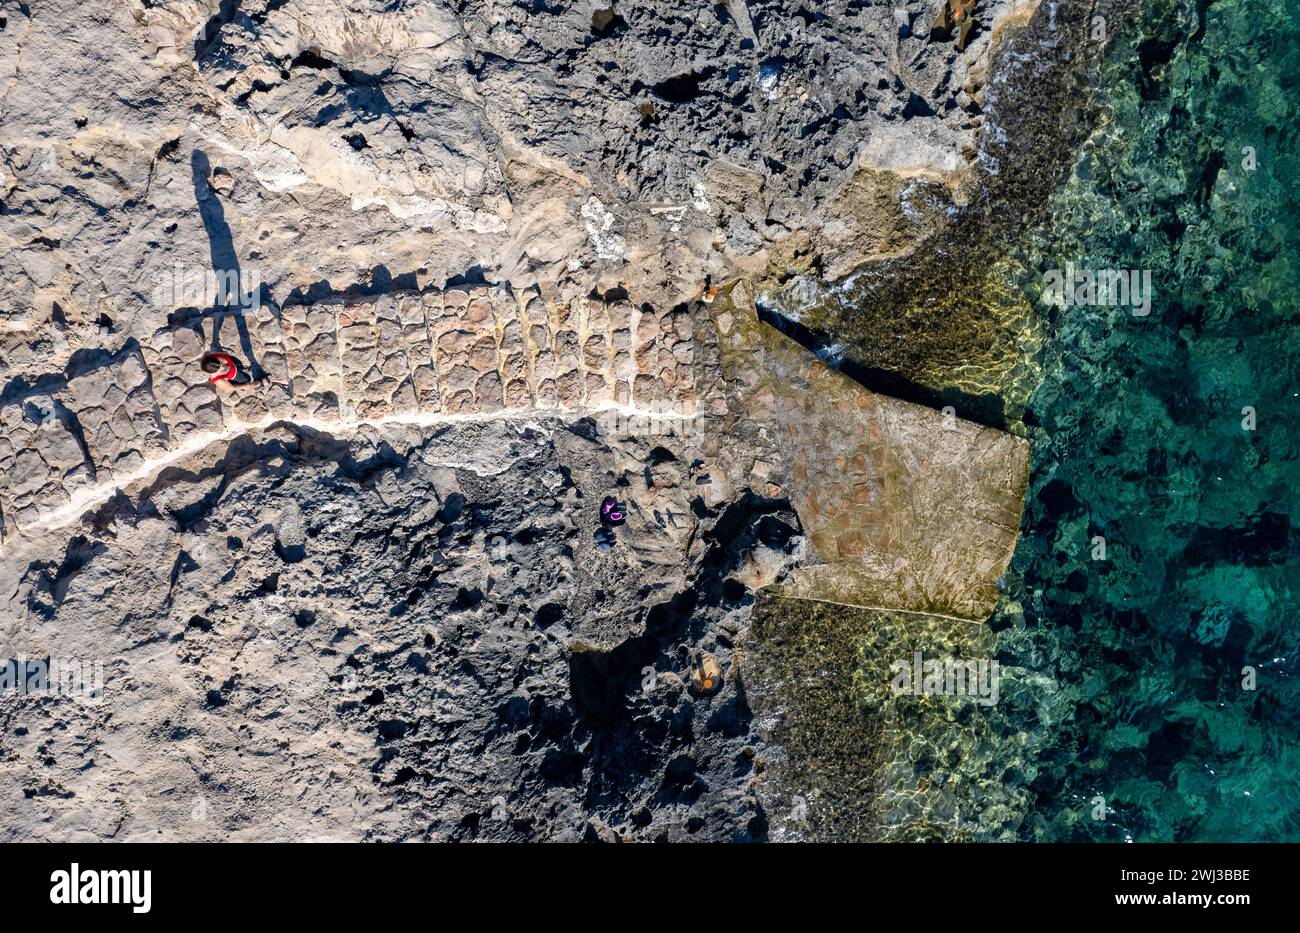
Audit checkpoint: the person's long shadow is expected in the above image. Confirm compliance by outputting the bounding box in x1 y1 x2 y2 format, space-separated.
191 149 263 380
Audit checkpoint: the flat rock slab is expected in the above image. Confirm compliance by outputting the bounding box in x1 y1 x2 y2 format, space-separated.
713 287 1028 621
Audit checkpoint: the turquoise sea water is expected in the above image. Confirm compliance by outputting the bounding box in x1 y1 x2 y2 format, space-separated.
984 0 1300 840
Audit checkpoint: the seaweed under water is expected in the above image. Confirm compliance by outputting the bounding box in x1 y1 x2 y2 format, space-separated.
754 1 1123 430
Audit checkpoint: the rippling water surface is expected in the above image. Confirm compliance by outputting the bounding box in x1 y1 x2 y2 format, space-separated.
961 0 1299 841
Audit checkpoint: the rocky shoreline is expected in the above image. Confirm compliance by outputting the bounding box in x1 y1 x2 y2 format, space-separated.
0 0 1110 840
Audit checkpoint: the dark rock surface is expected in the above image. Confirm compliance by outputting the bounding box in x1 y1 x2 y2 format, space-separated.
0 419 804 840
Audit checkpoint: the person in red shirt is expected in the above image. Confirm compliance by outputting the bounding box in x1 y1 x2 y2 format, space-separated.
200 351 254 386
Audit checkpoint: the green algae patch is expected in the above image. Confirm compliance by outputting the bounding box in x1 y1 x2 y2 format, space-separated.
742 593 1056 841
754 1 1130 432
760 254 1043 430
852 605 1055 842
740 595 887 842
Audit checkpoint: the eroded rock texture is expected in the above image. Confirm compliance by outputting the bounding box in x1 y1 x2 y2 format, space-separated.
0 0 1032 375
2 282 1026 614
0 420 799 840
0 0 1045 840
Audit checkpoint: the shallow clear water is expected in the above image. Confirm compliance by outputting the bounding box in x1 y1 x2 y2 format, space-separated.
980 0 1300 841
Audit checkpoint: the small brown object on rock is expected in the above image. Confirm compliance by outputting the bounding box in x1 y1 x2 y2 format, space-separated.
933 0 978 51
691 653 723 694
